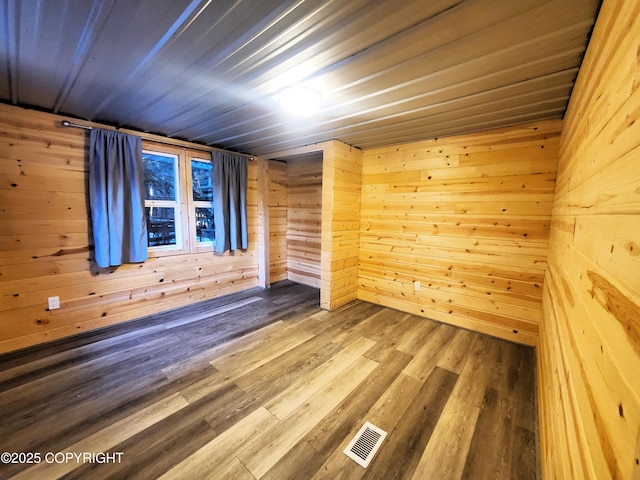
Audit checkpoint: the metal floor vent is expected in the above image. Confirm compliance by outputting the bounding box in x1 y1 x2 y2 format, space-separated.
343 421 388 468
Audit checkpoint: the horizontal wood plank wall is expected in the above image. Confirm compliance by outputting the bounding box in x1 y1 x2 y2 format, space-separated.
257 158 270 287
268 160 288 283
286 153 322 288
358 120 562 346
321 141 362 310
0 104 259 354
537 0 640 478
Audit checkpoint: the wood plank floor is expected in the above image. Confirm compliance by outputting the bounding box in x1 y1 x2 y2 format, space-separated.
0 281 539 479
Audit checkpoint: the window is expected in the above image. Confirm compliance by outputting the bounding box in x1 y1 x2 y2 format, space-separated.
142 142 214 256
191 158 215 246
143 151 182 248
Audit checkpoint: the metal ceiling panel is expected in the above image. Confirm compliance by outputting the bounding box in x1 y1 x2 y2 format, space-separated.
0 0 601 156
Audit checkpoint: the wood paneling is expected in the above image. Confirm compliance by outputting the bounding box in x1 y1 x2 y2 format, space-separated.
358 120 562 345
257 158 270 287
321 141 363 310
286 153 322 288
0 104 259 354
537 0 640 478
266 140 361 311
267 160 288 283
265 152 322 289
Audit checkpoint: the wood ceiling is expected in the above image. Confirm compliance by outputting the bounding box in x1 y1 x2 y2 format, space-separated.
0 0 601 156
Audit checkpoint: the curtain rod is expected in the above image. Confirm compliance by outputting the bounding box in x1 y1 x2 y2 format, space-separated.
60 119 255 160
61 120 91 130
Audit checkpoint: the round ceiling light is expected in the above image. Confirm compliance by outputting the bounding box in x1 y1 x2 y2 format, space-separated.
278 85 322 116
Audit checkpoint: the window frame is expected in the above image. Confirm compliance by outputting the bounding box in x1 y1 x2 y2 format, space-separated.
142 141 213 257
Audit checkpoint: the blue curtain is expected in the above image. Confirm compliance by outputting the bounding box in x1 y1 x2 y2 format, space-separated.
89 128 148 268
212 151 248 255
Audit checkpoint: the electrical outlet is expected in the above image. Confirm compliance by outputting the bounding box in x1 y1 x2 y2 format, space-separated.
414 281 421 292
48 296 60 310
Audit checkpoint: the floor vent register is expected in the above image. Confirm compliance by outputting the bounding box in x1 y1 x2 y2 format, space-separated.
343 421 388 468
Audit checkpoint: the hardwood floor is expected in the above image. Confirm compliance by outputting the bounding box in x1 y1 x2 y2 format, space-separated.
0 281 538 479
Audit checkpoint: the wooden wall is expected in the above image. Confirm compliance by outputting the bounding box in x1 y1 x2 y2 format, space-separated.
267 159 288 283
320 141 362 310
537 0 640 478
358 120 562 346
264 153 322 288
286 153 322 288
0 104 259 354
266 140 361 311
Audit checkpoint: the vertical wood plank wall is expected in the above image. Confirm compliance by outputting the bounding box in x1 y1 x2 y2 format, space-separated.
286 152 322 288
358 120 562 346
321 140 362 310
537 0 640 478
267 159 288 283
0 105 259 354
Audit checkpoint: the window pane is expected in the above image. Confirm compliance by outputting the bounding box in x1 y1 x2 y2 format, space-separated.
195 207 215 243
192 160 213 201
146 207 176 246
144 153 176 201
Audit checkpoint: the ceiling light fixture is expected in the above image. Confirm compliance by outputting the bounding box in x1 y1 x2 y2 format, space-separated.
278 85 322 116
